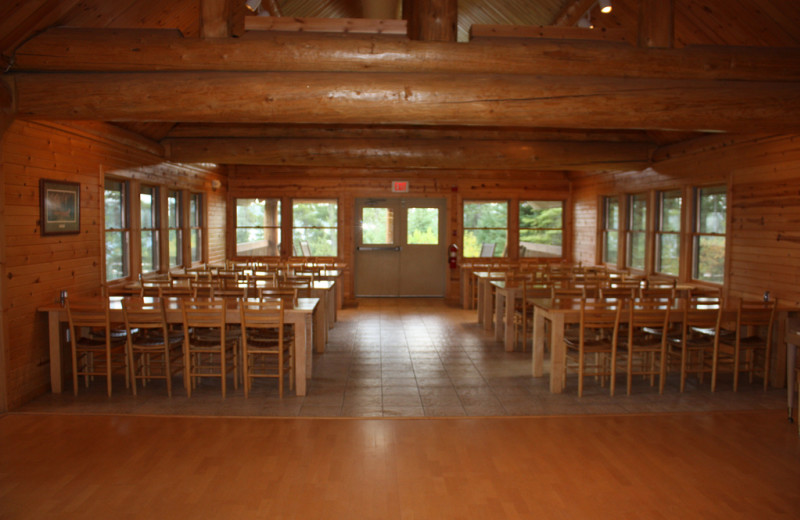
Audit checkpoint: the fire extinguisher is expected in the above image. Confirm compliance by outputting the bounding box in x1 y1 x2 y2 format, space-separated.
448 243 459 269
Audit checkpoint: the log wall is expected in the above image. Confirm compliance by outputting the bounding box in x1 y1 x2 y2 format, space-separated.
0 120 225 409
571 134 800 306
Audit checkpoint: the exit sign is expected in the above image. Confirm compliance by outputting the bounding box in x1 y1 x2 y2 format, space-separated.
392 180 409 193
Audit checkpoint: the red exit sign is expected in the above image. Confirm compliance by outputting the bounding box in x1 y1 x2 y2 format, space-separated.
392 180 409 193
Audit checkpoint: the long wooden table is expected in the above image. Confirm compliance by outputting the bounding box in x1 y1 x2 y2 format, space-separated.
490 280 552 352
531 297 795 394
38 296 321 397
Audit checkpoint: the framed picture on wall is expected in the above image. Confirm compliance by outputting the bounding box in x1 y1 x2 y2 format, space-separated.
40 179 80 235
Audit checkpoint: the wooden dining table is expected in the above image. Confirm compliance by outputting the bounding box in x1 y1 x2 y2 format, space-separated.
531 296 796 394
490 280 552 351
38 295 322 397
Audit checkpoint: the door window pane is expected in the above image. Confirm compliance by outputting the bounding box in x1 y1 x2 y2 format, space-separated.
463 201 507 257
519 200 563 258
292 199 338 256
235 198 281 256
362 207 394 245
407 207 439 245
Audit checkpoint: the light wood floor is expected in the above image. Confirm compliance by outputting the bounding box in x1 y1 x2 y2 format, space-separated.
1 410 799 519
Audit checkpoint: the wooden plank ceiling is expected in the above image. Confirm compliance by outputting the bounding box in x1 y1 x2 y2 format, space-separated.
2 0 800 172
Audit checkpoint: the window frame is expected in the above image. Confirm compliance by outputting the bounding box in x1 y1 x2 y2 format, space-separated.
518 199 564 259
462 200 509 258
189 192 204 265
104 178 130 282
692 185 727 284
234 197 282 257
291 198 339 258
655 189 682 277
601 196 620 266
139 185 160 274
166 190 183 269
625 193 648 271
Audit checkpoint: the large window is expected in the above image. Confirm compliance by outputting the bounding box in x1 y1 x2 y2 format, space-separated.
104 179 129 281
626 193 647 270
292 199 338 257
167 190 182 268
693 186 726 283
235 198 281 256
190 193 203 263
463 201 508 258
656 190 682 276
140 185 159 274
519 200 563 258
602 196 620 265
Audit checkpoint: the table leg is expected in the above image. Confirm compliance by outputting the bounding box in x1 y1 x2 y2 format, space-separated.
482 280 494 331
788 343 797 422
504 290 516 352
532 307 545 378
495 291 505 343
550 313 566 393
48 310 64 394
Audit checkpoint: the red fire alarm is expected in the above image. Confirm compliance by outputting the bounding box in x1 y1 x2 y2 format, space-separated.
392 180 409 193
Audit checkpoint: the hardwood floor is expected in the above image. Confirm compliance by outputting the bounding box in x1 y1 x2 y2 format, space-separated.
1 411 799 519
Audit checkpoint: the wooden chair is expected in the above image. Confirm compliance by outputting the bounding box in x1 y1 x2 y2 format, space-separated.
190 277 216 298
122 297 183 396
668 302 723 392
239 299 295 398
718 298 777 391
563 299 623 397
280 275 313 298
180 298 239 398
619 298 672 395
65 298 127 396
599 285 636 300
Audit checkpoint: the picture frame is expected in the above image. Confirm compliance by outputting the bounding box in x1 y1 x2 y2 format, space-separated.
40 179 80 236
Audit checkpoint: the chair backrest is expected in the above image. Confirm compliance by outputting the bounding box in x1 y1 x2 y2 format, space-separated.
281 276 313 298
479 243 496 257
239 298 284 331
180 298 227 330
578 299 623 347
551 286 585 303
246 272 277 289
66 298 110 330
628 297 672 332
258 287 298 307
736 298 777 338
599 286 636 300
140 279 171 297
122 297 167 332
190 277 216 298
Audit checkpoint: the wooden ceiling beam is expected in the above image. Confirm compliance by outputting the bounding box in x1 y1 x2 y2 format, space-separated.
9 71 800 134
163 137 653 171
10 72 800 132
12 28 800 82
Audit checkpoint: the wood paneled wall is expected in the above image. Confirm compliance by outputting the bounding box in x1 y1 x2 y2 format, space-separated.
571 134 800 306
229 166 572 302
0 120 225 409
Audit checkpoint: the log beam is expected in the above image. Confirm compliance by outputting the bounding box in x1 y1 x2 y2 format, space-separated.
9 71 800 133
638 0 673 48
163 137 653 171
200 0 232 38
12 28 800 82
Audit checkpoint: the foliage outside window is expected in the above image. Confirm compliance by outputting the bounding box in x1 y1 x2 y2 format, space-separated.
602 196 619 265
463 201 508 258
407 207 439 245
190 193 203 263
293 199 338 257
656 190 682 276
626 193 647 270
361 207 394 245
167 190 182 268
140 185 159 273
693 186 726 284
236 198 281 256
519 200 563 258
104 179 129 281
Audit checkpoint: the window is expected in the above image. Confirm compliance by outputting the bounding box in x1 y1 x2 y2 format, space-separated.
140 185 159 273
167 190 182 268
519 200 563 258
361 207 394 245
292 199 338 257
626 194 647 270
656 190 682 276
104 179 129 281
602 196 619 264
407 207 439 245
190 193 203 263
463 201 507 257
235 198 281 256
693 186 726 283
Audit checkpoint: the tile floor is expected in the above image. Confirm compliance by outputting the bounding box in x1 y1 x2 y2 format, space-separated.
17 298 787 418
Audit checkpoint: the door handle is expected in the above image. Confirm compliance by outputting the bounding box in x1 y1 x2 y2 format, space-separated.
357 246 401 251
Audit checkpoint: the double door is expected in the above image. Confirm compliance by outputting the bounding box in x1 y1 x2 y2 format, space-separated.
354 197 446 297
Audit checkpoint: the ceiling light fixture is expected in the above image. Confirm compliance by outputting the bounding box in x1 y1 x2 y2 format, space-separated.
576 12 592 28
245 0 262 12
599 0 613 14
